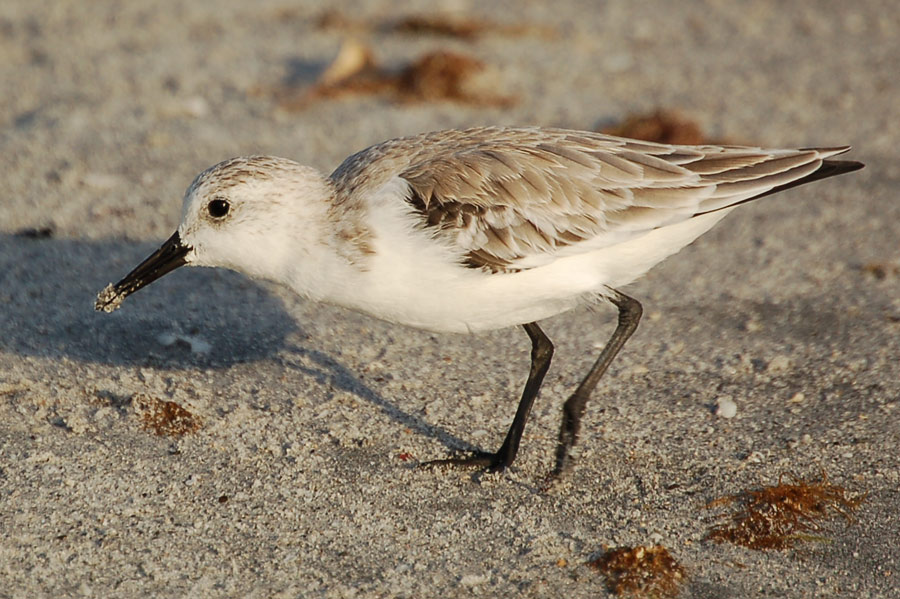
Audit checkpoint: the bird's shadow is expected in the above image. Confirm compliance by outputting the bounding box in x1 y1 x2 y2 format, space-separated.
0 233 292 368
281 346 479 456
0 233 477 454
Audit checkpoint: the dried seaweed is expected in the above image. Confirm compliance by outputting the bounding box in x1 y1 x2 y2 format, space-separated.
590 545 686 598
396 50 512 105
133 394 202 437
601 110 710 145
274 41 515 111
860 262 900 280
705 474 864 550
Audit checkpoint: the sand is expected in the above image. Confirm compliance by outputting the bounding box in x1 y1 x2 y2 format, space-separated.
2 1 898 597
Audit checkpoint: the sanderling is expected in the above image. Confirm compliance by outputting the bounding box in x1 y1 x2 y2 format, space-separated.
95 126 863 475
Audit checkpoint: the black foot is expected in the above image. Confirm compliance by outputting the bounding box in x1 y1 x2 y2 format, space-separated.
420 451 509 473
537 463 568 492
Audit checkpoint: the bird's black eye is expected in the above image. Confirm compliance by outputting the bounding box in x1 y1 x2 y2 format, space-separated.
207 198 230 218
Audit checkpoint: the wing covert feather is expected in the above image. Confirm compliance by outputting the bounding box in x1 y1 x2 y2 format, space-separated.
328 127 853 272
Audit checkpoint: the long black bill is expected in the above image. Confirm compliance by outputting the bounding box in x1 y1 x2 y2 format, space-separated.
95 231 191 313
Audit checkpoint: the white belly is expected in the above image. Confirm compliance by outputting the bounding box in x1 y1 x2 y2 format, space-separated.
320 209 732 334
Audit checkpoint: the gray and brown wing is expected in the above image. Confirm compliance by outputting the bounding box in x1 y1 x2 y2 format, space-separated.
396 128 858 272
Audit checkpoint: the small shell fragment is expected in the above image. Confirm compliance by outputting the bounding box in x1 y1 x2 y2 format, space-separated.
716 396 737 419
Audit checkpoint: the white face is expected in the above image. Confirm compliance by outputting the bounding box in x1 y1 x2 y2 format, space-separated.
178 156 300 270
95 156 328 312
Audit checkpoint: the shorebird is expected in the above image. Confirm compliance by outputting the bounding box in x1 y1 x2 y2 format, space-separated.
95 126 863 475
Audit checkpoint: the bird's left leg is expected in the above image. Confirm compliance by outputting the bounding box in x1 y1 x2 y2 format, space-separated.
423 322 554 472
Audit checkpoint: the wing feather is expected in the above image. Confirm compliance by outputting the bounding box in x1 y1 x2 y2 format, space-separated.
327 127 855 272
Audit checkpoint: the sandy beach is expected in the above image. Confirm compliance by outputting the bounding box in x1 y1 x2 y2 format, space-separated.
1 1 898 596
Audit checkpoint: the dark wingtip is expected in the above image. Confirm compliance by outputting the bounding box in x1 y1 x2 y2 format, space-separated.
738 157 865 204
820 159 865 176
693 155 865 217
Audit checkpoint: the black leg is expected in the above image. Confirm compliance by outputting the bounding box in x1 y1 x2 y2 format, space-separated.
423 322 554 472
551 290 642 477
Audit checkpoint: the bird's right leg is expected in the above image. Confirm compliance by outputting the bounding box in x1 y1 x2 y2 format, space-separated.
550 290 642 477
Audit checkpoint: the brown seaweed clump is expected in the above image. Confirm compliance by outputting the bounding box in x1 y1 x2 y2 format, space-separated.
133 394 202 437
272 40 515 111
589 545 686 598
705 474 864 550
600 110 709 145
